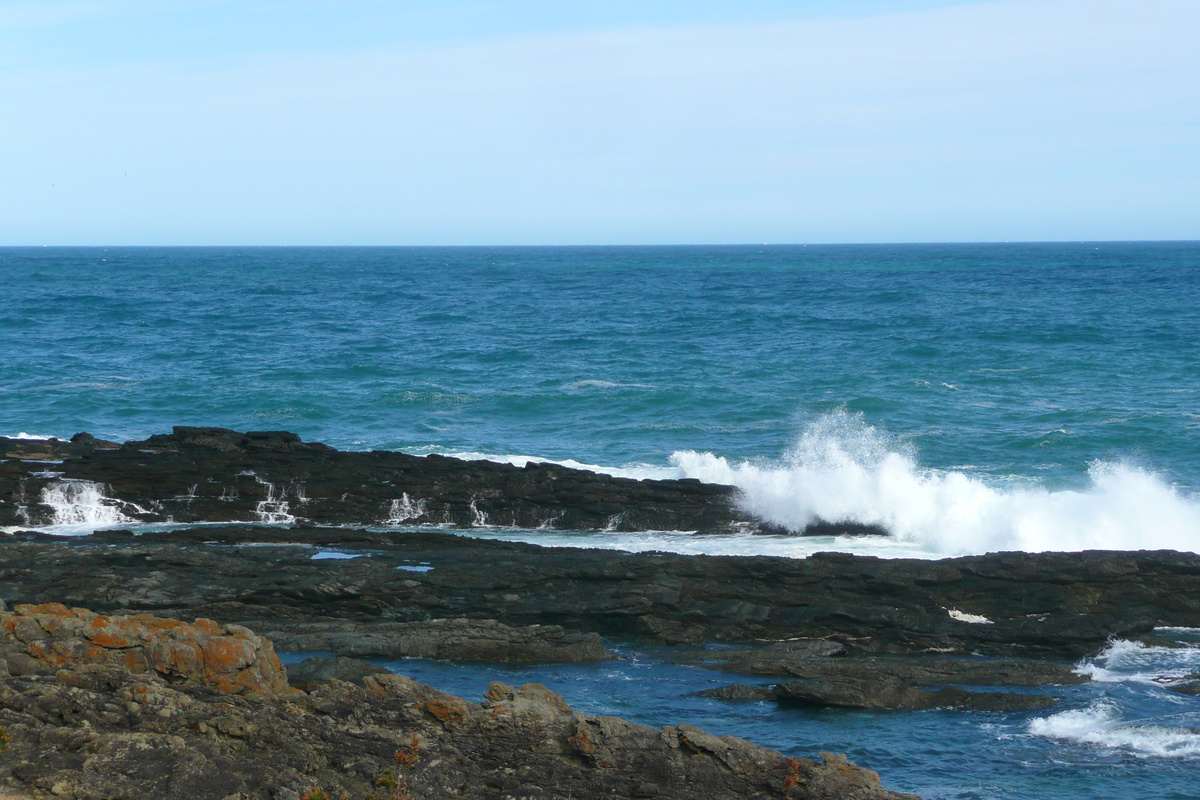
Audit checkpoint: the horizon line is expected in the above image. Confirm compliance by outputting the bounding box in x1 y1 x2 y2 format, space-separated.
2 239 1198 249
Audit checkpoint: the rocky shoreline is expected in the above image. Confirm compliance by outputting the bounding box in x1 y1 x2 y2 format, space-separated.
4 428 1200 797
0 603 913 800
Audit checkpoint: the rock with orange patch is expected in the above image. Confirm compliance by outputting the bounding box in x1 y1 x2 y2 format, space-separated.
0 604 288 696
422 697 469 723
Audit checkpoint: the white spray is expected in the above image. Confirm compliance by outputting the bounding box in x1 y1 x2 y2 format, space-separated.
672 411 1200 557
39 481 133 529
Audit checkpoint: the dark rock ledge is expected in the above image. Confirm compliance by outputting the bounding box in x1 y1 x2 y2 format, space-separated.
0 428 883 535
2 525 1196 661
0 603 917 800
684 642 1082 711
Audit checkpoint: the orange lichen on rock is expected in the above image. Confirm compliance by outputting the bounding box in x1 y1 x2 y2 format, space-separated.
421 697 468 723
0 604 288 696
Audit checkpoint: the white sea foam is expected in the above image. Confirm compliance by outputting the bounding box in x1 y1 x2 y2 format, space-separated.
457 527 940 559
11 432 56 440
38 480 133 533
671 411 1200 557
1028 700 1200 758
421 449 679 481
1078 639 1200 684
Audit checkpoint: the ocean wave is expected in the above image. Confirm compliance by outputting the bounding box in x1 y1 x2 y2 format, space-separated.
671 410 1200 557
1028 700 1200 758
1078 639 1200 685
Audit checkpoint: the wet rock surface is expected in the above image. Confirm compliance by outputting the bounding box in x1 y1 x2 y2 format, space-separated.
1 525 1197 660
772 678 1059 712
676 647 1086 685
0 428 884 536
0 608 918 800
691 651 1078 711
1160 673 1200 695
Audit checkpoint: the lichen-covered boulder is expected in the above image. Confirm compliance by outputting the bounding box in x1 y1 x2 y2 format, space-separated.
0 603 288 696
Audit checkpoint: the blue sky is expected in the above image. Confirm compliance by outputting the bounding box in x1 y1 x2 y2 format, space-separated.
2 0 1197 244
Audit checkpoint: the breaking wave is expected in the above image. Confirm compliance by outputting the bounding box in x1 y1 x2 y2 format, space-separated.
672 411 1200 557
1028 701 1200 758
1027 636 1200 759
1079 638 1200 685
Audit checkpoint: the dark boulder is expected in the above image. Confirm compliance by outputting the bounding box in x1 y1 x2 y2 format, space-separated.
699 684 779 701
774 678 1059 712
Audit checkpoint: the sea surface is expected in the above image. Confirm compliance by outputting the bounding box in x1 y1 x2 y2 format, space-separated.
3 243 1200 798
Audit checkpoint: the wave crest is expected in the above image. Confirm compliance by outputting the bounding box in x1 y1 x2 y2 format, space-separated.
672 411 1200 557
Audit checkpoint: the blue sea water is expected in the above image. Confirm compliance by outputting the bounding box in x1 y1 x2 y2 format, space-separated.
3 243 1200 798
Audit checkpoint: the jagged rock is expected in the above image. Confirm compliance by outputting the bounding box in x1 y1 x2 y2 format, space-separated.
0 604 288 696
0 619 919 800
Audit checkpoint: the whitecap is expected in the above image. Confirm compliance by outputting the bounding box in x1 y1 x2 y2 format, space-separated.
672 410 1200 557
1029 701 1200 758
1078 639 1200 684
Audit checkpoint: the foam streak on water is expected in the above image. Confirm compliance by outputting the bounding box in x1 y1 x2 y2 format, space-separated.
1026 637 1200 760
1028 701 1200 759
672 411 1200 557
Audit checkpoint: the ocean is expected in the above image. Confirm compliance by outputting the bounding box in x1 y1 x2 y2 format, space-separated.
3 243 1199 798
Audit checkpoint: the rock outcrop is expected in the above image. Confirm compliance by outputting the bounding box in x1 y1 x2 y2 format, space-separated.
0 428 881 535
770 677 1057 712
0 603 288 696
688 649 1082 711
2 525 1197 660
263 617 614 662
0 608 918 800
676 647 1086 685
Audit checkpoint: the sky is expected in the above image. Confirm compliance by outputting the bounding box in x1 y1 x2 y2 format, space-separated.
1 0 1197 245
